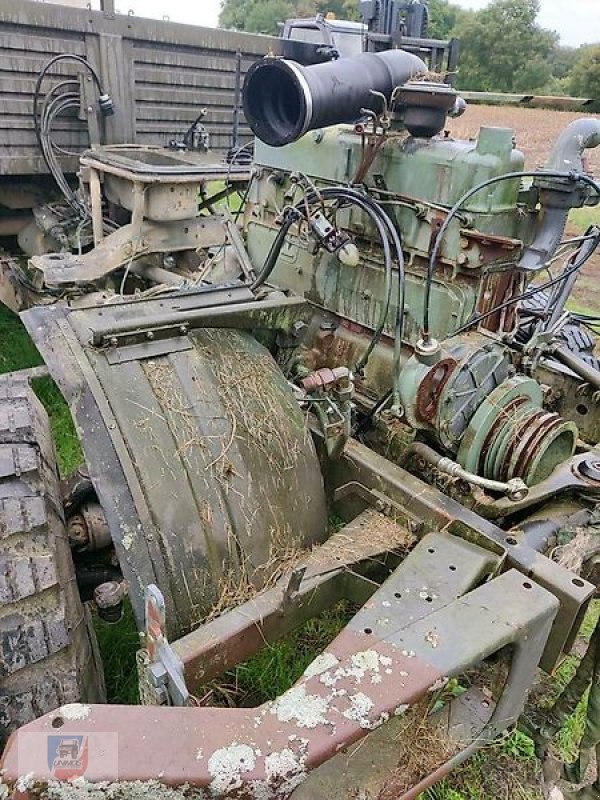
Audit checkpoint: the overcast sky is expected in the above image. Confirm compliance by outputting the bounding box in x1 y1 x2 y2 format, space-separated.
116 0 599 48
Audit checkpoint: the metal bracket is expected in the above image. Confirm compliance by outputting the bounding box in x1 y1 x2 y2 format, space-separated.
334 479 415 523
282 566 307 612
144 584 190 707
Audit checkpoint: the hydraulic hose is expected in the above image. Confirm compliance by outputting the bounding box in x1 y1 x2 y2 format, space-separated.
315 187 405 377
423 170 600 342
243 49 426 147
327 188 406 406
251 186 407 382
250 211 300 292
33 54 103 150
412 441 529 501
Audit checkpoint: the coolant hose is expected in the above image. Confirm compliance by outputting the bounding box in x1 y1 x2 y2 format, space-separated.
243 49 427 147
519 119 600 271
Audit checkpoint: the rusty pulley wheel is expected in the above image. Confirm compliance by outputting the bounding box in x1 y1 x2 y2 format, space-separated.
458 376 577 487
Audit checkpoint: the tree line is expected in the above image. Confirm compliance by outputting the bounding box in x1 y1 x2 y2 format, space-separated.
218 0 600 97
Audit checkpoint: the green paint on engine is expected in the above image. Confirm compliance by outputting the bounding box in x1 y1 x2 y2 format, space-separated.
247 124 533 345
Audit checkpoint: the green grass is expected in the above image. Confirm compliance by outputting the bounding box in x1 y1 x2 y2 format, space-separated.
426 602 600 800
197 602 354 707
0 304 82 474
570 205 600 234
565 205 600 318
93 601 141 706
426 731 542 800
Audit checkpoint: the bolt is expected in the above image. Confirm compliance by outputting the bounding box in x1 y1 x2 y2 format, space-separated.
320 321 336 332
146 331 155 341
109 336 118 347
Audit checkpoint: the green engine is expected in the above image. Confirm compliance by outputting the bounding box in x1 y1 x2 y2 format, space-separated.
240 50 600 507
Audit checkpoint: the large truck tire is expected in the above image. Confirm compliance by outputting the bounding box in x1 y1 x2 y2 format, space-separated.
0 373 105 747
523 291 600 369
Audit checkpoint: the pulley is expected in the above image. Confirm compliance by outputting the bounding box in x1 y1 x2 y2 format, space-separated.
458 376 577 486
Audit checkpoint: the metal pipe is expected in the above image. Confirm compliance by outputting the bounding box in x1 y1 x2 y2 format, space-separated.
520 119 600 271
551 343 600 391
546 118 600 173
243 49 427 147
412 441 529 501
129 260 186 286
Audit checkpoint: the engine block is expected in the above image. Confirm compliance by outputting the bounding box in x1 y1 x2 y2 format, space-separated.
241 64 600 503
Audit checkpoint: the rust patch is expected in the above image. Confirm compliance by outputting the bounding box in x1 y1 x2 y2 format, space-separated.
415 358 457 424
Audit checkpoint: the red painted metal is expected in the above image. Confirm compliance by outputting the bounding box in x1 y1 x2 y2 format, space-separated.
1 632 443 797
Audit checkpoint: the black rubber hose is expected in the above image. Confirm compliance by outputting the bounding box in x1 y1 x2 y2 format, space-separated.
243 49 426 147
423 170 600 342
314 187 403 373
250 187 401 377
453 229 600 335
33 54 103 150
250 210 301 291
40 94 85 213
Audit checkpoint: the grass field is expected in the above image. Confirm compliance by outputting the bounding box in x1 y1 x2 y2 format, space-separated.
1 105 600 797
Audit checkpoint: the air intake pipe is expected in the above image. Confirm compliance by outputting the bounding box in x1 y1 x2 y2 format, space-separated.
243 49 427 147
